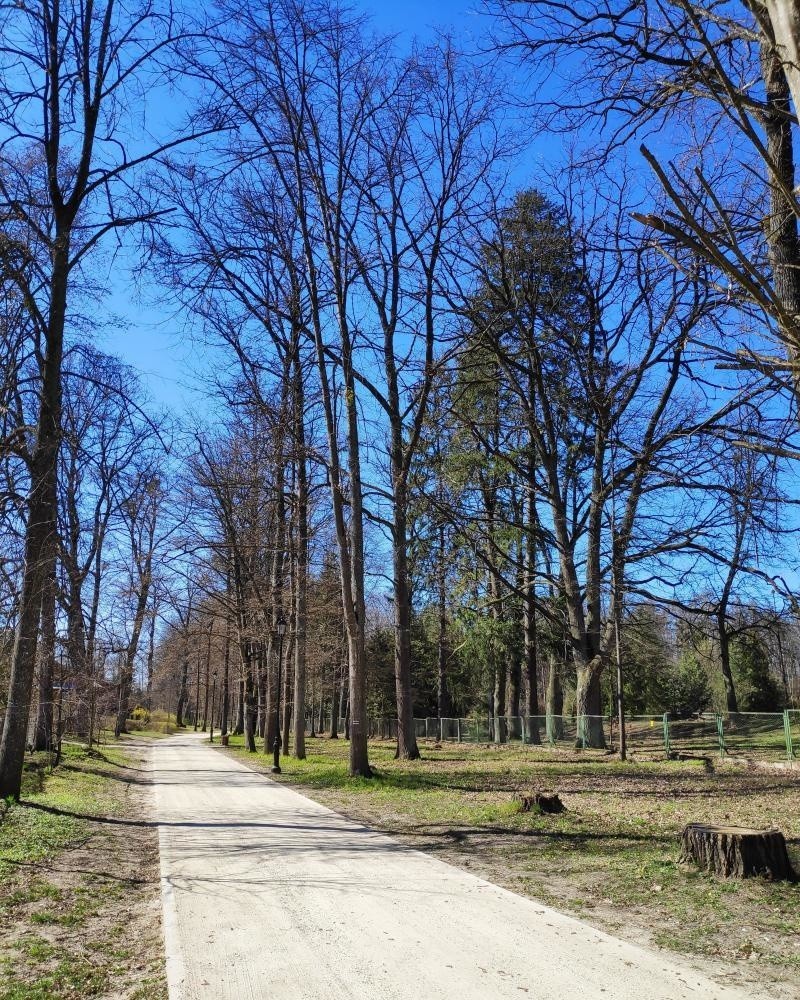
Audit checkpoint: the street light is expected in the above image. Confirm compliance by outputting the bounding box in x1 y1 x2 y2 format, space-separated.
272 612 287 774
209 670 218 743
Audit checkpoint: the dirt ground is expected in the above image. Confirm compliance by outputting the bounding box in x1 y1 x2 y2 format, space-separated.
0 741 166 1000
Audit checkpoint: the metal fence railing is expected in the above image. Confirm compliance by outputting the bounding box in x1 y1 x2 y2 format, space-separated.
664 714 721 756
349 711 800 761
718 712 790 758
784 709 799 759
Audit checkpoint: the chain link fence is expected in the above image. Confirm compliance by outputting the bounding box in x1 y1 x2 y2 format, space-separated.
345 710 800 761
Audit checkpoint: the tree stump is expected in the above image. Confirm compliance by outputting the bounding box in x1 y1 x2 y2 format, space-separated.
519 792 565 814
679 823 797 881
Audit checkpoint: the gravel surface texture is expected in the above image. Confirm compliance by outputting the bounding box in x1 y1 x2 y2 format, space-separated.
153 732 773 1000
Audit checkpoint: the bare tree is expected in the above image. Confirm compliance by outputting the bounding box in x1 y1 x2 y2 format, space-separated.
445 179 752 745
0 0 213 798
487 0 800 402
114 471 169 737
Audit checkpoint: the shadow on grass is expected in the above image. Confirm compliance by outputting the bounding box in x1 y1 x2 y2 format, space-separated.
19 800 707 850
0 853 152 885
261 762 800 802
62 765 152 786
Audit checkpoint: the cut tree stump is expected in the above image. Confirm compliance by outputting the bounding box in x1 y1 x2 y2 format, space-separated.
519 792 565 814
679 823 797 881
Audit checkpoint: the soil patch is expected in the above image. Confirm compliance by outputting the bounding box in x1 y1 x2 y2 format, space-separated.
0 740 166 1000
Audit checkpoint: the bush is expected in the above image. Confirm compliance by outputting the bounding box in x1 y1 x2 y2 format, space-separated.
661 653 711 718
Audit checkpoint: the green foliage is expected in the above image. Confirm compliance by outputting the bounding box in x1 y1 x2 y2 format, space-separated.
618 604 675 714
615 604 710 717
661 652 712 718
730 633 782 712
365 626 394 718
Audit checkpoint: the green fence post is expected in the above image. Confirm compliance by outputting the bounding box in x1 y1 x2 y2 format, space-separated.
784 710 793 761
715 713 726 757
662 713 670 759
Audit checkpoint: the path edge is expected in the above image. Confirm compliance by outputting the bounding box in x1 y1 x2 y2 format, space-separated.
151 742 186 1000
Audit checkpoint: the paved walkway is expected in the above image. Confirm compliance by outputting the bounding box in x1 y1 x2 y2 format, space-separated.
152 732 768 1000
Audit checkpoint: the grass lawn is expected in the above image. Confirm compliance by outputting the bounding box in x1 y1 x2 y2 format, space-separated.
0 740 165 1000
221 733 800 999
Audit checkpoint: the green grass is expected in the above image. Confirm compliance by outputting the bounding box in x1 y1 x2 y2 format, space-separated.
0 742 165 1000
0 744 126 880
220 733 800 984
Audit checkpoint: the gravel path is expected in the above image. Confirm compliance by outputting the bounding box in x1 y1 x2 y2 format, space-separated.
153 732 769 1000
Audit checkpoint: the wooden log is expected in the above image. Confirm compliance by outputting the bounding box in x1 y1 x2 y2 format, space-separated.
679 823 797 881
519 792 565 814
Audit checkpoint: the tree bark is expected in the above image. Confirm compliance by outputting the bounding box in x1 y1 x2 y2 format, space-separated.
523 483 541 743
575 660 606 748
436 525 451 722
680 823 797 881
234 676 244 736
243 649 256 753
392 485 420 759
546 653 565 739
33 549 57 752
765 2 800 205
176 636 190 728
221 592 231 737
718 616 739 714
292 351 308 760
761 29 800 337
0 253 65 797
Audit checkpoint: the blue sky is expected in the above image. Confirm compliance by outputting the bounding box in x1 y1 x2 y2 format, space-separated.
107 1 502 417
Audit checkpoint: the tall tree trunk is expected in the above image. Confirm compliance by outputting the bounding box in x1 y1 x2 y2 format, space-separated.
193 650 202 731
436 525 450 722
546 653 564 739
234 676 244 736
761 15 800 375
523 482 541 743
508 644 522 739
176 638 190 728
221 595 231 737
489 570 506 744
264 447 287 755
493 651 507 744
392 485 419 760
201 626 211 732
145 602 157 713
718 617 739 713
282 633 293 755
575 658 605 748
244 648 256 753
256 642 266 739
329 658 339 738
115 528 155 739
765 0 800 138
292 363 308 759
0 255 66 797
33 549 57 752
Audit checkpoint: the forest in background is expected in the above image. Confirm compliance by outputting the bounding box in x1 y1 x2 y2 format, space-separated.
4 0 800 791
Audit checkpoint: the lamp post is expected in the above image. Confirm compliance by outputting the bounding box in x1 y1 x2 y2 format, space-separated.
272 612 287 774
209 670 218 743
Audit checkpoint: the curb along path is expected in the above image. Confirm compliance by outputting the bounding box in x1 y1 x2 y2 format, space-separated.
152 732 770 1000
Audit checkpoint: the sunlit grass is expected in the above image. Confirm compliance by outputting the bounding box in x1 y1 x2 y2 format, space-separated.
218 731 800 976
